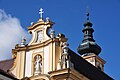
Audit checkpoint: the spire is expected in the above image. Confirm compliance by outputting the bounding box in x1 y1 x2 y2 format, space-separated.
77 12 101 56
86 11 89 20
83 12 94 43
86 6 90 20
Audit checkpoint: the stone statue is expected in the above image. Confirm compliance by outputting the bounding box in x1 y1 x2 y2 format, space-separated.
62 42 69 54
21 37 26 46
34 55 42 75
61 42 69 68
37 30 43 43
50 29 55 38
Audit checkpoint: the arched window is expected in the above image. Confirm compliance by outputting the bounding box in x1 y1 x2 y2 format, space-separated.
34 54 42 75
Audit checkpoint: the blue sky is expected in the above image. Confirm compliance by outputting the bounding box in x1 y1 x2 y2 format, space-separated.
0 0 120 79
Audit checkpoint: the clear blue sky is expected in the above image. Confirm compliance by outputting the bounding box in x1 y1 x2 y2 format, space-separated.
0 0 120 79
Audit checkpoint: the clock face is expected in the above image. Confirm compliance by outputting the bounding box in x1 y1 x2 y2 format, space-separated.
36 30 43 43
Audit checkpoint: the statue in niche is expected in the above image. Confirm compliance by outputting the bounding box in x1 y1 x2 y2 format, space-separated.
36 30 43 43
34 55 42 75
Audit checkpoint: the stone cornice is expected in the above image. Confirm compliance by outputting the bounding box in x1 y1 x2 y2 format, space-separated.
12 37 67 52
48 68 89 80
28 20 54 31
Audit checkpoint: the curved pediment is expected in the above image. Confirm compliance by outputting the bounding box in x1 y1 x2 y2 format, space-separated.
28 19 54 31
28 18 55 45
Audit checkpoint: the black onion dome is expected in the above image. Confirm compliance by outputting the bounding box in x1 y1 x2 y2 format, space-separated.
77 41 101 55
77 12 101 55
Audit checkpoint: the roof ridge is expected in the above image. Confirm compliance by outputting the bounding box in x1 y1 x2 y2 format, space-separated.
0 59 13 63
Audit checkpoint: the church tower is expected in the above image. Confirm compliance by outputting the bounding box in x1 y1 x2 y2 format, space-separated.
77 12 105 71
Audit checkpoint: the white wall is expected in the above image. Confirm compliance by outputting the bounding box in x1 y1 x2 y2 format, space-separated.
25 51 32 77
44 45 50 74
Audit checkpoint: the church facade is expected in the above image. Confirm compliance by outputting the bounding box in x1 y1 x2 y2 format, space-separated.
0 8 113 80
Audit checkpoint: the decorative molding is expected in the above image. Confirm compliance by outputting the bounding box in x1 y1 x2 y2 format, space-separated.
49 68 89 80
30 74 50 80
12 38 67 52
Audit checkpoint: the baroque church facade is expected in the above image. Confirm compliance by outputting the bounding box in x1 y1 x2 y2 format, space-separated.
0 8 113 80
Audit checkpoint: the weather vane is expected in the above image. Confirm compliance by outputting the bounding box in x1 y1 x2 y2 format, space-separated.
39 8 44 18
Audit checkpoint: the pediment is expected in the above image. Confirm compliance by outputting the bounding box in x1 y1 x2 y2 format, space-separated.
28 18 55 45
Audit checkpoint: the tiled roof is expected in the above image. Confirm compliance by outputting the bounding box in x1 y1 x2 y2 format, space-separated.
0 59 14 72
0 69 18 80
0 59 18 79
68 49 113 80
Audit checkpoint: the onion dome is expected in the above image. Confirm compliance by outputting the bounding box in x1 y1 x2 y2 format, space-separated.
77 12 101 56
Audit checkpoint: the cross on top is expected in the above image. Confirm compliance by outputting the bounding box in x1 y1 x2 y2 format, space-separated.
39 8 44 18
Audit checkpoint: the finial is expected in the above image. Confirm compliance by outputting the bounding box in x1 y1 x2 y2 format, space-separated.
39 8 44 18
86 12 89 20
21 37 26 46
46 17 50 22
31 22 34 26
86 6 90 20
